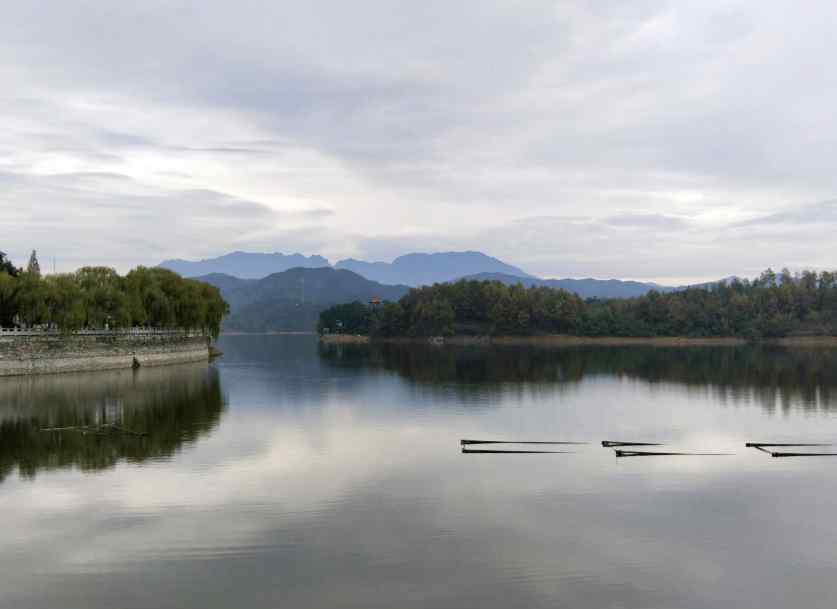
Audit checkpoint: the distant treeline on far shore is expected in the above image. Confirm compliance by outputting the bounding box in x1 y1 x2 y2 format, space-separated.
318 269 837 340
0 251 228 338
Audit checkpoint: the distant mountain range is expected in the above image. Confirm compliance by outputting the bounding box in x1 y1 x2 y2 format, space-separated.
160 251 330 279
162 249 533 286
160 250 727 331
196 267 409 332
334 251 533 286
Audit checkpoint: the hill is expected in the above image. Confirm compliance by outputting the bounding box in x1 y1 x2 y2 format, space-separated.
335 251 533 286
159 251 330 278
196 267 409 332
460 272 675 299
319 269 837 339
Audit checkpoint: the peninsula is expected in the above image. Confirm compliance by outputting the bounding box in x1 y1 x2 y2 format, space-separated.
0 254 228 375
318 268 837 343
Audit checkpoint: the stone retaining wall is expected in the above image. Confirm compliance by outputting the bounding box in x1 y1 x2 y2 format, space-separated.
0 333 210 376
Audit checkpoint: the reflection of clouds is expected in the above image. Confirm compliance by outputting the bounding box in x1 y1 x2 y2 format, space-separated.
6 394 834 609
0 397 749 608
6 337 837 608
0 406 445 569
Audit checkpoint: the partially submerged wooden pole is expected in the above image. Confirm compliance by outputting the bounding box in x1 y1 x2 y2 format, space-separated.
460 439 588 446
746 443 836 457
770 451 837 457
40 424 147 437
614 449 733 457
746 443 832 447
462 448 573 454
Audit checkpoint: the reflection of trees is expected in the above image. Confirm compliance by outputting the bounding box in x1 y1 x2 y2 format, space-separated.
0 364 225 483
319 343 837 413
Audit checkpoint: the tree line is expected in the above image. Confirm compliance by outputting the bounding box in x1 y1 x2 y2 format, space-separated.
318 268 837 339
0 251 229 338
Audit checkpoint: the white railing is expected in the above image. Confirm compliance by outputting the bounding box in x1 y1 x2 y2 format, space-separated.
0 327 206 337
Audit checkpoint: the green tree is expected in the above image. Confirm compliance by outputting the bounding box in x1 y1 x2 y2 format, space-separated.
43 274 86 332
15 272 48 326
74 267 130 328
0 272 19 326
0 252 19 277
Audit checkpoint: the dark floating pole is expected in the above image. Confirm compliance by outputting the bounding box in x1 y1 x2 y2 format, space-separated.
770 452 837 457
462 448 573 454
746 443 832 447
745 443 837 457
602 441 663 447
40 424 148 437
614 449 733 457
460 439 588 446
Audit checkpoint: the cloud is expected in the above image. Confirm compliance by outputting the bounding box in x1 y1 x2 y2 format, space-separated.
3 1 837 280
0 170 335 270
604 213 690 230
738 199 837 227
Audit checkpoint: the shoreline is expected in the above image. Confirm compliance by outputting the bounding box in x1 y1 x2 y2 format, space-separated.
319 334 837 348
220 330 316 336
0 333 212 377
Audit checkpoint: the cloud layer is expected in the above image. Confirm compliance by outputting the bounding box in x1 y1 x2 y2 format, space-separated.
3 1 837 282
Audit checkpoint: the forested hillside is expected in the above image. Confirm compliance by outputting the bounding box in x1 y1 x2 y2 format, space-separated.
460 272 674 299
198 267 409 332
318 269 837 340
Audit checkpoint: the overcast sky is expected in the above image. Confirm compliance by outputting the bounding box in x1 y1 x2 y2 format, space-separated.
3 1 837 284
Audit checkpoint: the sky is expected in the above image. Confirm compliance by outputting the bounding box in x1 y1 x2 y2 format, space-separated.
3 1 837 284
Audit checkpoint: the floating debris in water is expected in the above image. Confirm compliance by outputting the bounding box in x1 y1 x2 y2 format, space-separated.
462 447 574 454
770 451 837 457
602 441 663 447
614 449 733 457
746 443 837 457
461 439 588 446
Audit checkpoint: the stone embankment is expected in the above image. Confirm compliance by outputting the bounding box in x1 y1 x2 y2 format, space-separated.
0 329 211 377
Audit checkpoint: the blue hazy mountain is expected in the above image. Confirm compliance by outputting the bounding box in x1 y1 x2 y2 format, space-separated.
160 251 330 279
335 251 534 286
459 272 677 299
170 249 716 301
195 267 409 332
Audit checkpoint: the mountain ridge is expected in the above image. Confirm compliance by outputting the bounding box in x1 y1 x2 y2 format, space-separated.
160 251 330 279
334 251 534 286
160 249 536 286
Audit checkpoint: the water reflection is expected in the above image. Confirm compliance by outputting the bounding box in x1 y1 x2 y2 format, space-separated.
5 337 837 609
320 342 837 412
0 364 225 483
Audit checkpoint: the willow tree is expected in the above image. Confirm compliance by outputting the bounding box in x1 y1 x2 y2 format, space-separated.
0 272 18 326
43 274 86 332
0 252 18 277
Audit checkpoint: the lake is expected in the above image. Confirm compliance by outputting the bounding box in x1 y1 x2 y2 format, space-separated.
3 335 837 608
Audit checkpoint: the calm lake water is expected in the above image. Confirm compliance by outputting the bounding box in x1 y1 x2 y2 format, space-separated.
3 335 837 608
